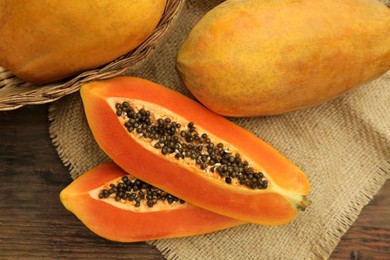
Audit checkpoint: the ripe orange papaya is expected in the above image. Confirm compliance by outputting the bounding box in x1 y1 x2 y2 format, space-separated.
0 0 166 85
176 0 390 116
80 76 311 225
60 161 242 242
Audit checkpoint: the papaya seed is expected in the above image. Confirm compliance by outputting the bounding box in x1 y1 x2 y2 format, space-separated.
99 173 185 208
115 101 270 191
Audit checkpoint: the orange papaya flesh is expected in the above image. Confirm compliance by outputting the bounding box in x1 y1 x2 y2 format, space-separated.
80 76 311 225
60 161 242 242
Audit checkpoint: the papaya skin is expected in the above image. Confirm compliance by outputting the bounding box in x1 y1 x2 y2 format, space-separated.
176 0 390 117
60 161 242 242
0 0 166 85
80 76 311 225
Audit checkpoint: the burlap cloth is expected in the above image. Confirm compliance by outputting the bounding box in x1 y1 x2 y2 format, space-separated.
48 1 390 259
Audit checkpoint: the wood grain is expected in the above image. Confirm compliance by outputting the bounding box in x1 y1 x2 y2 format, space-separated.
0 104 388 259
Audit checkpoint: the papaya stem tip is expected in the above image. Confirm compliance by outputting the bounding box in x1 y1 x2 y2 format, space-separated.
297 196 312 211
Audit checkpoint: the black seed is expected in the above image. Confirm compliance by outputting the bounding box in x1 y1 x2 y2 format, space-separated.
138 108 145 115
116 110 122 116
257 172 264 178
225 177 232 184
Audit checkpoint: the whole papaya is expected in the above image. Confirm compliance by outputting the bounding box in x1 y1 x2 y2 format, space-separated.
176 0 390 117
0 0 166 85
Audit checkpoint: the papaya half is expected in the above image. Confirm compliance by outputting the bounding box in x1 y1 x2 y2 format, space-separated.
80 76 311 226
60 161 242 242
176 0 390 116
0 0 166 85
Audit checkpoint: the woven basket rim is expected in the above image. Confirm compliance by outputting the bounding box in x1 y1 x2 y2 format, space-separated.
0 0 185 111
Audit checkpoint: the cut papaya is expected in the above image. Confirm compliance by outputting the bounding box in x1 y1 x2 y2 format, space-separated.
60 161 242 242
80 76 311 225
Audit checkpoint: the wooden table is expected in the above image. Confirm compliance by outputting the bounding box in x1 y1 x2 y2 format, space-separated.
0 104 389 259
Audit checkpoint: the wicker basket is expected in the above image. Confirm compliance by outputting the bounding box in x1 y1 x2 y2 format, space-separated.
0 0 184 111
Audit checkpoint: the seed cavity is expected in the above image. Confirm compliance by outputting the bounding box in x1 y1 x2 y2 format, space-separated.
98 175 184 208
115 101 269 190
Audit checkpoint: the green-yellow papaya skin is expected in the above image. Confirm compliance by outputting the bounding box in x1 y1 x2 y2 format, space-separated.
176 0 390 117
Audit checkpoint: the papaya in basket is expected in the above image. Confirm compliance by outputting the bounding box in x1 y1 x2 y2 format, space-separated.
60 161 242 242
0 0 166 85
80 76 311 226
176 0 390 116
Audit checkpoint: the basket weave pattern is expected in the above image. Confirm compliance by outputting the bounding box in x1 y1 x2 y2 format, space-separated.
0 0 184 111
